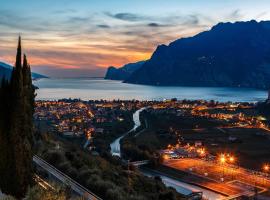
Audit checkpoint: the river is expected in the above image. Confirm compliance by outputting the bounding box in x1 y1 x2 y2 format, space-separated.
110 108 226 200
110 107 146 156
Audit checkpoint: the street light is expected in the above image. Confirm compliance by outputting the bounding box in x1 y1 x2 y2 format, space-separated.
200 148 205 156
229 156 235 163
263 164 269 185
263 164 269 172
197 148 205 157
220 154 226 164
219 154 226 181
228 156 235 180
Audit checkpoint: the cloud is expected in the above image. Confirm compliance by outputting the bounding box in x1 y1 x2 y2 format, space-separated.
255 11 268 19
1 5 258 77
68 16 89 23
52 9 77 15
228 9 243 20
33 64 106 78
148 23 161 27
97 24 111 28
0 10 35 31
105 12 147 22
0 9 69 33
187 15 200 25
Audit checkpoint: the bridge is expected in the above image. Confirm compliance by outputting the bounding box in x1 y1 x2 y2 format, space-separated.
33 155 102 200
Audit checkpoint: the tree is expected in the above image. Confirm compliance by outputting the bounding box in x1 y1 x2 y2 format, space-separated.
0 36 35 198
24 185 67 200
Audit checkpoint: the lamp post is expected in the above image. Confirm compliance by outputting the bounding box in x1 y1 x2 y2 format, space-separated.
263 164 269 173
220 154 226 181
229 156 235 180
229 156 234 163
263 164 269 185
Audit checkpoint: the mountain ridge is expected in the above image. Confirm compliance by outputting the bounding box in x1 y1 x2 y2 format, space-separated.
104 61 145 80
124 20 270 89
0 61 48 80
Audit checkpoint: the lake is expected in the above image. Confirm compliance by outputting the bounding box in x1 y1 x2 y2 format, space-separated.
34 78 267 102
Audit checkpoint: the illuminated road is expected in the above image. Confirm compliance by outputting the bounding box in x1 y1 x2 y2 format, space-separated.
141 168 226 200
33 155 102 200
164 158 269 197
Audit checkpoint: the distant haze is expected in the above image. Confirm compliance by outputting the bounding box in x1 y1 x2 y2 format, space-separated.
0 0 270 77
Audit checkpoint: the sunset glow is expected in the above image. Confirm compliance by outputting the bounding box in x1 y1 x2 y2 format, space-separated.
1 0 270 77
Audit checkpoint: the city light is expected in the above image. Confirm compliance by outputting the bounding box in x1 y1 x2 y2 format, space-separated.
200 148 205 155
263 164 269 172
197 148 205 156
229 156 235 163
220 154 226 163
163 154 169 160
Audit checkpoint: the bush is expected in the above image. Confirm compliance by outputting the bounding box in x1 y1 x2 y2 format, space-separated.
38 137 185 200
24 185 66 200
105 188 125 200
0 195 17 200
43 150 64 166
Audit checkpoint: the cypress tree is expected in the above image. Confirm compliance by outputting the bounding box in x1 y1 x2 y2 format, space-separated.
0 36 35 198
0 77 17 194
0 78 10 190
9 36 27 197
23 54 35 146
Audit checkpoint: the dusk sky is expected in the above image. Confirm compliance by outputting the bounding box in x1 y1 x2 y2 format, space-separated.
1 0 270 77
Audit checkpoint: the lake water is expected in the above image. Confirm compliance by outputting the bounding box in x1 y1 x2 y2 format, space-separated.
34 78 267 102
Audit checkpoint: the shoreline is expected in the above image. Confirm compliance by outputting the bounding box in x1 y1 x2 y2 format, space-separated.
34 78 267 103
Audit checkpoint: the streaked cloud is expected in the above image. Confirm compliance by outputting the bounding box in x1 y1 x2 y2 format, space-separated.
97 24 111 28
105 12 148 22
1 0 270 77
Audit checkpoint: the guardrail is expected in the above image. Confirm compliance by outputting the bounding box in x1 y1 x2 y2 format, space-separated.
33 155 102 200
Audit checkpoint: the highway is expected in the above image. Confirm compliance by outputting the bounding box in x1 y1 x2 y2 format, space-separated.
33 155 102 200
141 168 226 200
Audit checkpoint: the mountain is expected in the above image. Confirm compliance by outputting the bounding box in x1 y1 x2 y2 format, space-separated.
0 62 12 80
125 20 270 89
104 61 145 80
0 62 48 80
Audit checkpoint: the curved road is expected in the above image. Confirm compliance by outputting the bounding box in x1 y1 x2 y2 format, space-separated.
110 107 146 157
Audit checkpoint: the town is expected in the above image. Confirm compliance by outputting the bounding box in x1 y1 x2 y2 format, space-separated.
34 98 270 199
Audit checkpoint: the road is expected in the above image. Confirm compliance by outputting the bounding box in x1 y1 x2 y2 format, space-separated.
141 168 226 200
33 155 102 200
110 107 146 156
164 158 270 197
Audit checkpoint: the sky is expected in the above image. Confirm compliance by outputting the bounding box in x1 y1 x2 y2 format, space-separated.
0 0 270 77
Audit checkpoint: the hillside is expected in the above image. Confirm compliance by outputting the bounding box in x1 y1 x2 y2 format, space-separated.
125 20 270 89
0 62 48 80
105 61 145 80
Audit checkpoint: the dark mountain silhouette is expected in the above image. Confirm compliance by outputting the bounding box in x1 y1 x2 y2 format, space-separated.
0 61 48 80
105 61 145 80
125 20 270 89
